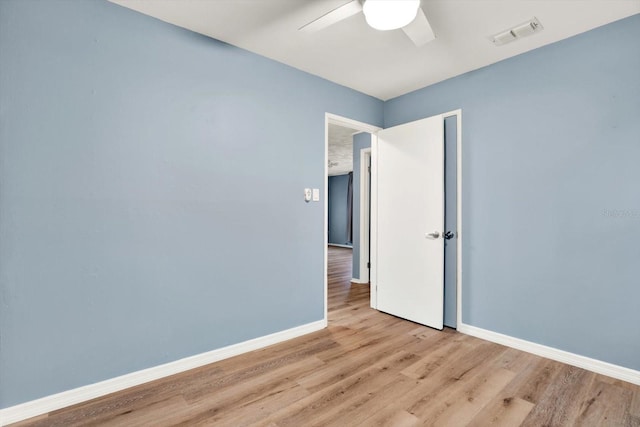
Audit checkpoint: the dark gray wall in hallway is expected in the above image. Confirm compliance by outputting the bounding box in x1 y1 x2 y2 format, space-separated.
328 174 352 246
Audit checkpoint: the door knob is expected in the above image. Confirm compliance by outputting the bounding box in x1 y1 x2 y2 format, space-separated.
426 231 440 239
444 231 455 240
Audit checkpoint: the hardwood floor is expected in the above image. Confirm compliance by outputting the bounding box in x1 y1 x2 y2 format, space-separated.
12 246 640 426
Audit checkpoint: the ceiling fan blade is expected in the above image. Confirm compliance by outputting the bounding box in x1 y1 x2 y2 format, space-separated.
402 7 436 46
299 0 363 33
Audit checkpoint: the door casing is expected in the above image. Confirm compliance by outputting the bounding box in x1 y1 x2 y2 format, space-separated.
323 110 462 329
324 114 381 323
351 147 372 285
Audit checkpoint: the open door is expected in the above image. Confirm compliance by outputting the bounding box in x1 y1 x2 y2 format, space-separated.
374 114 444 329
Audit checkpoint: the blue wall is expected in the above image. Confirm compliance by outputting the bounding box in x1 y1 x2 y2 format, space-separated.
385 14 640 370
328 174 352 245
2 0 638 410
0 0 383 408
352 133 372 279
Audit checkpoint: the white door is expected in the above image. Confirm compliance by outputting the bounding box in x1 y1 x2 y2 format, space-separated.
374 114 444 329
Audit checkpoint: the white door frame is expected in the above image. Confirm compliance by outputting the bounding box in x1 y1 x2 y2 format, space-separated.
370 109 463 328
355 147 372 284
324 113 381 322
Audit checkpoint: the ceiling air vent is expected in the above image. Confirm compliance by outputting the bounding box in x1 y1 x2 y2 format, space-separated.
491 17 543 46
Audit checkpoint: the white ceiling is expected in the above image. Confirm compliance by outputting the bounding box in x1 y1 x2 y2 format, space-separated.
328 124 359 176
110 0 640 100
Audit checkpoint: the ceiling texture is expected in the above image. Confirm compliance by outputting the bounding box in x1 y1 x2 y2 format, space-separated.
110 0 639 101
328 124 359 176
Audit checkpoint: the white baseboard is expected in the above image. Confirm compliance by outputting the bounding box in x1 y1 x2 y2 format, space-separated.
0 319 327 426
351 278 369 284
458 323 640 386
327 243 353 249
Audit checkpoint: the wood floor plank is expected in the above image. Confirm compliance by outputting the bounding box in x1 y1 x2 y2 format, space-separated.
304 352 423 427
211 328 342 374
354 402 413 427
404 343 517 424
468 397 535 427
296 333 420 394
573 380 634 426
256 350 421 427
10 246 640 427
520 364 597 427
97 395 190 427
355 340 508 425
181 356 324 421
324 375 421 427
466 357 556 426
180 343 336 403
420 368 517 426
210 383 311 427
400 334 472 379
630 388 640 417
379 410 420 427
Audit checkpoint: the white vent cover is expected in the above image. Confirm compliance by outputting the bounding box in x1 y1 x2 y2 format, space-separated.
491 17 543 46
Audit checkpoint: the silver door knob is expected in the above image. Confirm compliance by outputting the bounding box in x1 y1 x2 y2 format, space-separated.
426 231 440 239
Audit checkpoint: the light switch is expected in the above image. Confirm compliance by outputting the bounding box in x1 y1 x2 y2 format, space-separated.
304 188 312 203
312 188 320 201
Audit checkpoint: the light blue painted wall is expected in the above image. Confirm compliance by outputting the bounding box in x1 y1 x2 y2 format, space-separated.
385 14 640 370
0 0 383 408
328 174 352 245
352 133 372 279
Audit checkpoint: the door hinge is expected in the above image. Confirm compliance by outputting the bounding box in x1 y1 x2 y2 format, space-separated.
368 166 371 173
367 262 371 269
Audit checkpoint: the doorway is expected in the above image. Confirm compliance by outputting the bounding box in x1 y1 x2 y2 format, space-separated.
324 114 381 321
327 123 358 249
323 111 461 330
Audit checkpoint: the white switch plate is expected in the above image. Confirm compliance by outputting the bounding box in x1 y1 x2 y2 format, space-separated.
312 188 320 201
304 188 312 202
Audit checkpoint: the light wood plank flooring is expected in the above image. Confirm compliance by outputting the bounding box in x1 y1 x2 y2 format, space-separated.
12 246 640 426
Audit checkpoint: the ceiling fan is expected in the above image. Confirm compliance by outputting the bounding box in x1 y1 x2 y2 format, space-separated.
299 0 435 47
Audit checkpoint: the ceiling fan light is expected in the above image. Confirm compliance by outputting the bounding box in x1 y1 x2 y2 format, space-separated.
363 0 420 31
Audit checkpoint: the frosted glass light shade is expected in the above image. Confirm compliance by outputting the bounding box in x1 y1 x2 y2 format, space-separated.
362 0 420 31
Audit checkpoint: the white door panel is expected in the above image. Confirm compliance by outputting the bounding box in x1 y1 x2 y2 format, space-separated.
375 115 444 329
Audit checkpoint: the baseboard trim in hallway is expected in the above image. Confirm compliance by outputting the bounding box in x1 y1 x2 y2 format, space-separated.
0 319 327 426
